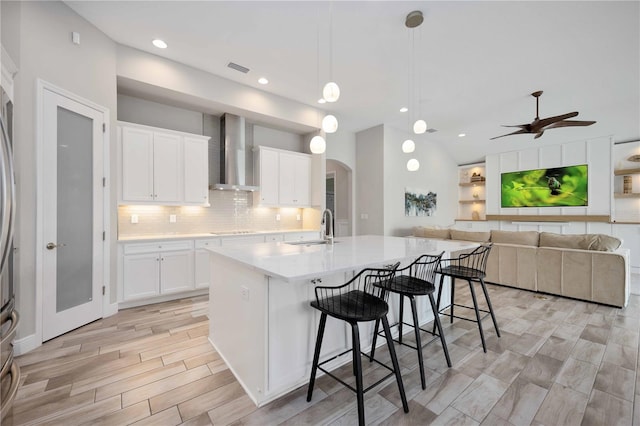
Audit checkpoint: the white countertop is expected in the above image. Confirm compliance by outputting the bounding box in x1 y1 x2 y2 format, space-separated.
118 229 320 242
205 235 479 282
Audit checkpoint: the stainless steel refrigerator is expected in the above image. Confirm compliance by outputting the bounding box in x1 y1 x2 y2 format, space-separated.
0 83 19 422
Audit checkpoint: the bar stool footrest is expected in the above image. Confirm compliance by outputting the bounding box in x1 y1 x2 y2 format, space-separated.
376 320 443 351
317 347 397 395
438 303 491 324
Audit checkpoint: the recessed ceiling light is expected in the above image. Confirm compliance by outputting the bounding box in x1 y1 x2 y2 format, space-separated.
318 98 326 104
400 107 408 113
458 133 466 138
152 39 167 49
258 77 269 85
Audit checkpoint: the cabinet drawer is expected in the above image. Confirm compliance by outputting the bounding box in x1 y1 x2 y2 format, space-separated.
195 239 221 249
124 240 193 254
284 232 320 242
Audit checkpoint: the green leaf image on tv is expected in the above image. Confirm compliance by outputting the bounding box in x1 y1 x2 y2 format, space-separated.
501 164 588 207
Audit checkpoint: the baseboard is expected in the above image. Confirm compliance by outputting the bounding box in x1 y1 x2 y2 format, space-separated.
13 333 41 356
104 301 119 317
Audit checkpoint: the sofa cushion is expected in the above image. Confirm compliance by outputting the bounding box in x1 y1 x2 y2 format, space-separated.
588 234 622 252
413 227 451 239
490 230 539 247
450 229 491 242
539 232 592 249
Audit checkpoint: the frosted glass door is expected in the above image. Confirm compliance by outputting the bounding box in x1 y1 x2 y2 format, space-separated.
42 88 104 341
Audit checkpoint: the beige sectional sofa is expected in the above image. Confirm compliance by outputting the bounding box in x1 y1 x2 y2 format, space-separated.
413 227 630 307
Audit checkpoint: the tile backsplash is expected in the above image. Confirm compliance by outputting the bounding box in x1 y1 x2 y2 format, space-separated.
118 190 307 237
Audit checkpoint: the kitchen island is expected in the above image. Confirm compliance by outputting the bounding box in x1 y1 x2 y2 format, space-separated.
206 235 478 406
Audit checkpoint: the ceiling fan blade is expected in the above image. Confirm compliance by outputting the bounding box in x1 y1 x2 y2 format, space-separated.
535 112 579 129
490 128 531 140
500 124 529 129
545 120 596 129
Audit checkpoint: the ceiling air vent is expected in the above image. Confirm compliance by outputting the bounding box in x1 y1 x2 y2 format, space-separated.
227 62 250 74
426 128 438 133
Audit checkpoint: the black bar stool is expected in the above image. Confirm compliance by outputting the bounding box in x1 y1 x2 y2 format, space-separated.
369 252 451 390
307 264 409 426
434 243 500 352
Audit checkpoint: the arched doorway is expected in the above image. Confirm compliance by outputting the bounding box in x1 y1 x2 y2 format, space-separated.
326 159 353 237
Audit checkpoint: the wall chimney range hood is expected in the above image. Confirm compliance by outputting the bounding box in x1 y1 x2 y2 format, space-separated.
214 113 259 192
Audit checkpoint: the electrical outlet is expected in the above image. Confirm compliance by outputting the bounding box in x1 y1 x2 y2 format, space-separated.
276 214 281 221
240 286 250 300
296 214 301 221
169 214 177 223
130 214 138 224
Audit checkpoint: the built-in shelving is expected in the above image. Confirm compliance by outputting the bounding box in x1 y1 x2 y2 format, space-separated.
614 167 640 176
458 163 486 220
614 193 640 199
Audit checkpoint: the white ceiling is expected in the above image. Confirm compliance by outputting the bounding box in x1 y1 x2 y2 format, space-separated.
65 1 639 164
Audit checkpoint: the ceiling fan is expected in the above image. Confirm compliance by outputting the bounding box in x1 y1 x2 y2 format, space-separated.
491 91 596 140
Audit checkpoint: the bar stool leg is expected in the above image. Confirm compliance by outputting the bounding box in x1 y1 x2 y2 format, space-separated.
467 280 487 353
428 293 452 368
369 319 380 362
398 295 405 344
350 322 365 426
450 276 456 324
409 296 426 389
381 316 409 413
307 313 327 402
433 274 445 335
479 278 501 337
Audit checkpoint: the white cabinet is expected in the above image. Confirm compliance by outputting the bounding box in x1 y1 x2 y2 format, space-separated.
121 127 154 202
119 122 209 205
194 239 221 289
279 152 311 206
153 132 183 202
221 235 266 246
254 146 311 207
184 137 210 204
255 147 279 205
121 240 194 301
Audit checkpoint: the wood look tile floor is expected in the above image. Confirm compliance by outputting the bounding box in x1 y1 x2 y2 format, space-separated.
10 274 640 425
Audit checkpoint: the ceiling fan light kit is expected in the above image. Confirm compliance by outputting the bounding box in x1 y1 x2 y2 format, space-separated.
491 90 596 140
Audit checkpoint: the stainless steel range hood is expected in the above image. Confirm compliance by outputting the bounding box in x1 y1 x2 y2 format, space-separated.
214 113 259 192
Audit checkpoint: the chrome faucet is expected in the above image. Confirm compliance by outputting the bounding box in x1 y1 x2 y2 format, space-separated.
320 209 334 244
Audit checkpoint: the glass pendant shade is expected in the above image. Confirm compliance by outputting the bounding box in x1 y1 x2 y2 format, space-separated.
413 119 427 134
401 139 415 153
407 158 420 171
310 135 326 154
322 82 340 102
321 115 338 133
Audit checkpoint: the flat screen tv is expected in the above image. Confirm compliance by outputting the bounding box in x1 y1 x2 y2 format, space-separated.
501 164 588 208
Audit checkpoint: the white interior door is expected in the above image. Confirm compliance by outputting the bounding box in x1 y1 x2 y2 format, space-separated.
42 88 104 341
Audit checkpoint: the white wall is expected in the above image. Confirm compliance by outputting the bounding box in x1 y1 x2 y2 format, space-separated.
383 126 458 236
10 1 118 344
355 125 384 235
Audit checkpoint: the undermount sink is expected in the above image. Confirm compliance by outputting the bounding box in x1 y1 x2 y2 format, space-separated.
285 240 339 246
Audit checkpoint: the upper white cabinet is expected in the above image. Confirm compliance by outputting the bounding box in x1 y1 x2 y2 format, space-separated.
119 122 210 205
254 146 311 207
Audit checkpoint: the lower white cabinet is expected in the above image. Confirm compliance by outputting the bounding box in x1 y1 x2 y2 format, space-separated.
121 240 194 301
194 239 221 289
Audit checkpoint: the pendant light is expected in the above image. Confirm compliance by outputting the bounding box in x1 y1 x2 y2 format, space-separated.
322 114 338 133
402 139 415 153
310 135 326 154
407 158 420 172
323 1 340 103
310 8 326 154
406 11 427 135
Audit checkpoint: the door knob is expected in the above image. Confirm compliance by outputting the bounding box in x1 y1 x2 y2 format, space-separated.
46 242 66 250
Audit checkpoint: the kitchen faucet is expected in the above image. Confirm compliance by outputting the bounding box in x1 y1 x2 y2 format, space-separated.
320 209 334 244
